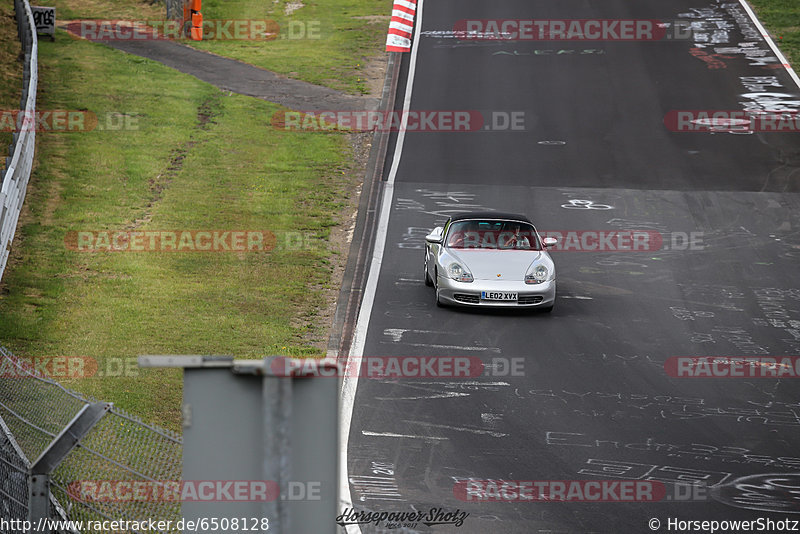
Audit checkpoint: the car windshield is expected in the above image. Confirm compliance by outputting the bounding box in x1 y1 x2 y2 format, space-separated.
445 220 541 250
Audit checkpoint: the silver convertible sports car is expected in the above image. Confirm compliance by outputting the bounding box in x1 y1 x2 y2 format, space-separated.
424 212 557 311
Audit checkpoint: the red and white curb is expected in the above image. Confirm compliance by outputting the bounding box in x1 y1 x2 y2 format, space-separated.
386 0 416 52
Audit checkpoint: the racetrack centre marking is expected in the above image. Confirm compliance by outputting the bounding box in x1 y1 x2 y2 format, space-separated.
512 389 800 426
538 140 566 145
417 380 511 387
578 459 732 486
380 341 502 352
545 432 800 469
373 381 474 400
340 0 426 525
348 475 404 502
492 49 606 56
561 199 614 210
395 189 495 219
402 420 508 437
362 431 449 441
375 392 471 400
481 413 504 428
383 328 448 341
711 472 800 514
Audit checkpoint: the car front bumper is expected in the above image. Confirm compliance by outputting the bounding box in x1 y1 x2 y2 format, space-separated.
436 277 556 307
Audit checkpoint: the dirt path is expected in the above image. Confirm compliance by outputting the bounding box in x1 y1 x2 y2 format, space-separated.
61 26 380 112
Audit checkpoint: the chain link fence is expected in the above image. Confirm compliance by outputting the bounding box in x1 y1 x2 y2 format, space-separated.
0 346 183 532
0 413 29 525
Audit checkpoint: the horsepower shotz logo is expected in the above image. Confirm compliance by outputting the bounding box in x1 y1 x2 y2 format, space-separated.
336 508 468 527
452 19 666 41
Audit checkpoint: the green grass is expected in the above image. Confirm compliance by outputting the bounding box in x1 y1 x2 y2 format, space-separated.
0 28 356 432
49 0 390 95
1 3 23 155
37 0 163 21
748 0 800 68
181 0 390 94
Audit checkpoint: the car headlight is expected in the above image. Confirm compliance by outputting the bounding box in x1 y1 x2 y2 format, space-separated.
448 262 474 283
525 264 548 284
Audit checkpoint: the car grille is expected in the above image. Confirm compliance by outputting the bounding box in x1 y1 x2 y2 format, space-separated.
453 293 480 304
518 295 544 305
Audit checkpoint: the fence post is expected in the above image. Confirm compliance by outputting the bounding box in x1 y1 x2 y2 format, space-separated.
139 355 340 533
27 402 111 528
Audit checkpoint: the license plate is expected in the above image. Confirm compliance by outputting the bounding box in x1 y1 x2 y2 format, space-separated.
481 291 518 301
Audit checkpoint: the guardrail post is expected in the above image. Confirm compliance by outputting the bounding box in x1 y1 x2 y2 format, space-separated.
27 402 111 529
139 355 340 533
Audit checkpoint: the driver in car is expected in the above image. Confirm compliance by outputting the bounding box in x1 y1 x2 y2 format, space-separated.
448 221 480 248
501 223 531 249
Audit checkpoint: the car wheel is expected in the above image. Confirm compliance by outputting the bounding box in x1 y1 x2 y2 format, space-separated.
424 256 433 286
434 269 445 307
541 303 554 313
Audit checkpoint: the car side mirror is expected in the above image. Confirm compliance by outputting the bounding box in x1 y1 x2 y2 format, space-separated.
542 237 557 247
425 226 444 244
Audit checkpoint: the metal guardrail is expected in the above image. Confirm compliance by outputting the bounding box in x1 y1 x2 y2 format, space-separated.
0 346 183 532
0 0 38 284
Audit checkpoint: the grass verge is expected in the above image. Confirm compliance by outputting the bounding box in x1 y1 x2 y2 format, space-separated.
32 0 162 21
174 0 390 95
1 3 23 153
748 0 800 68
0 28 357 432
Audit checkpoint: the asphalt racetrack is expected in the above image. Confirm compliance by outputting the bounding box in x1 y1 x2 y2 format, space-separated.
343 0 800 532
